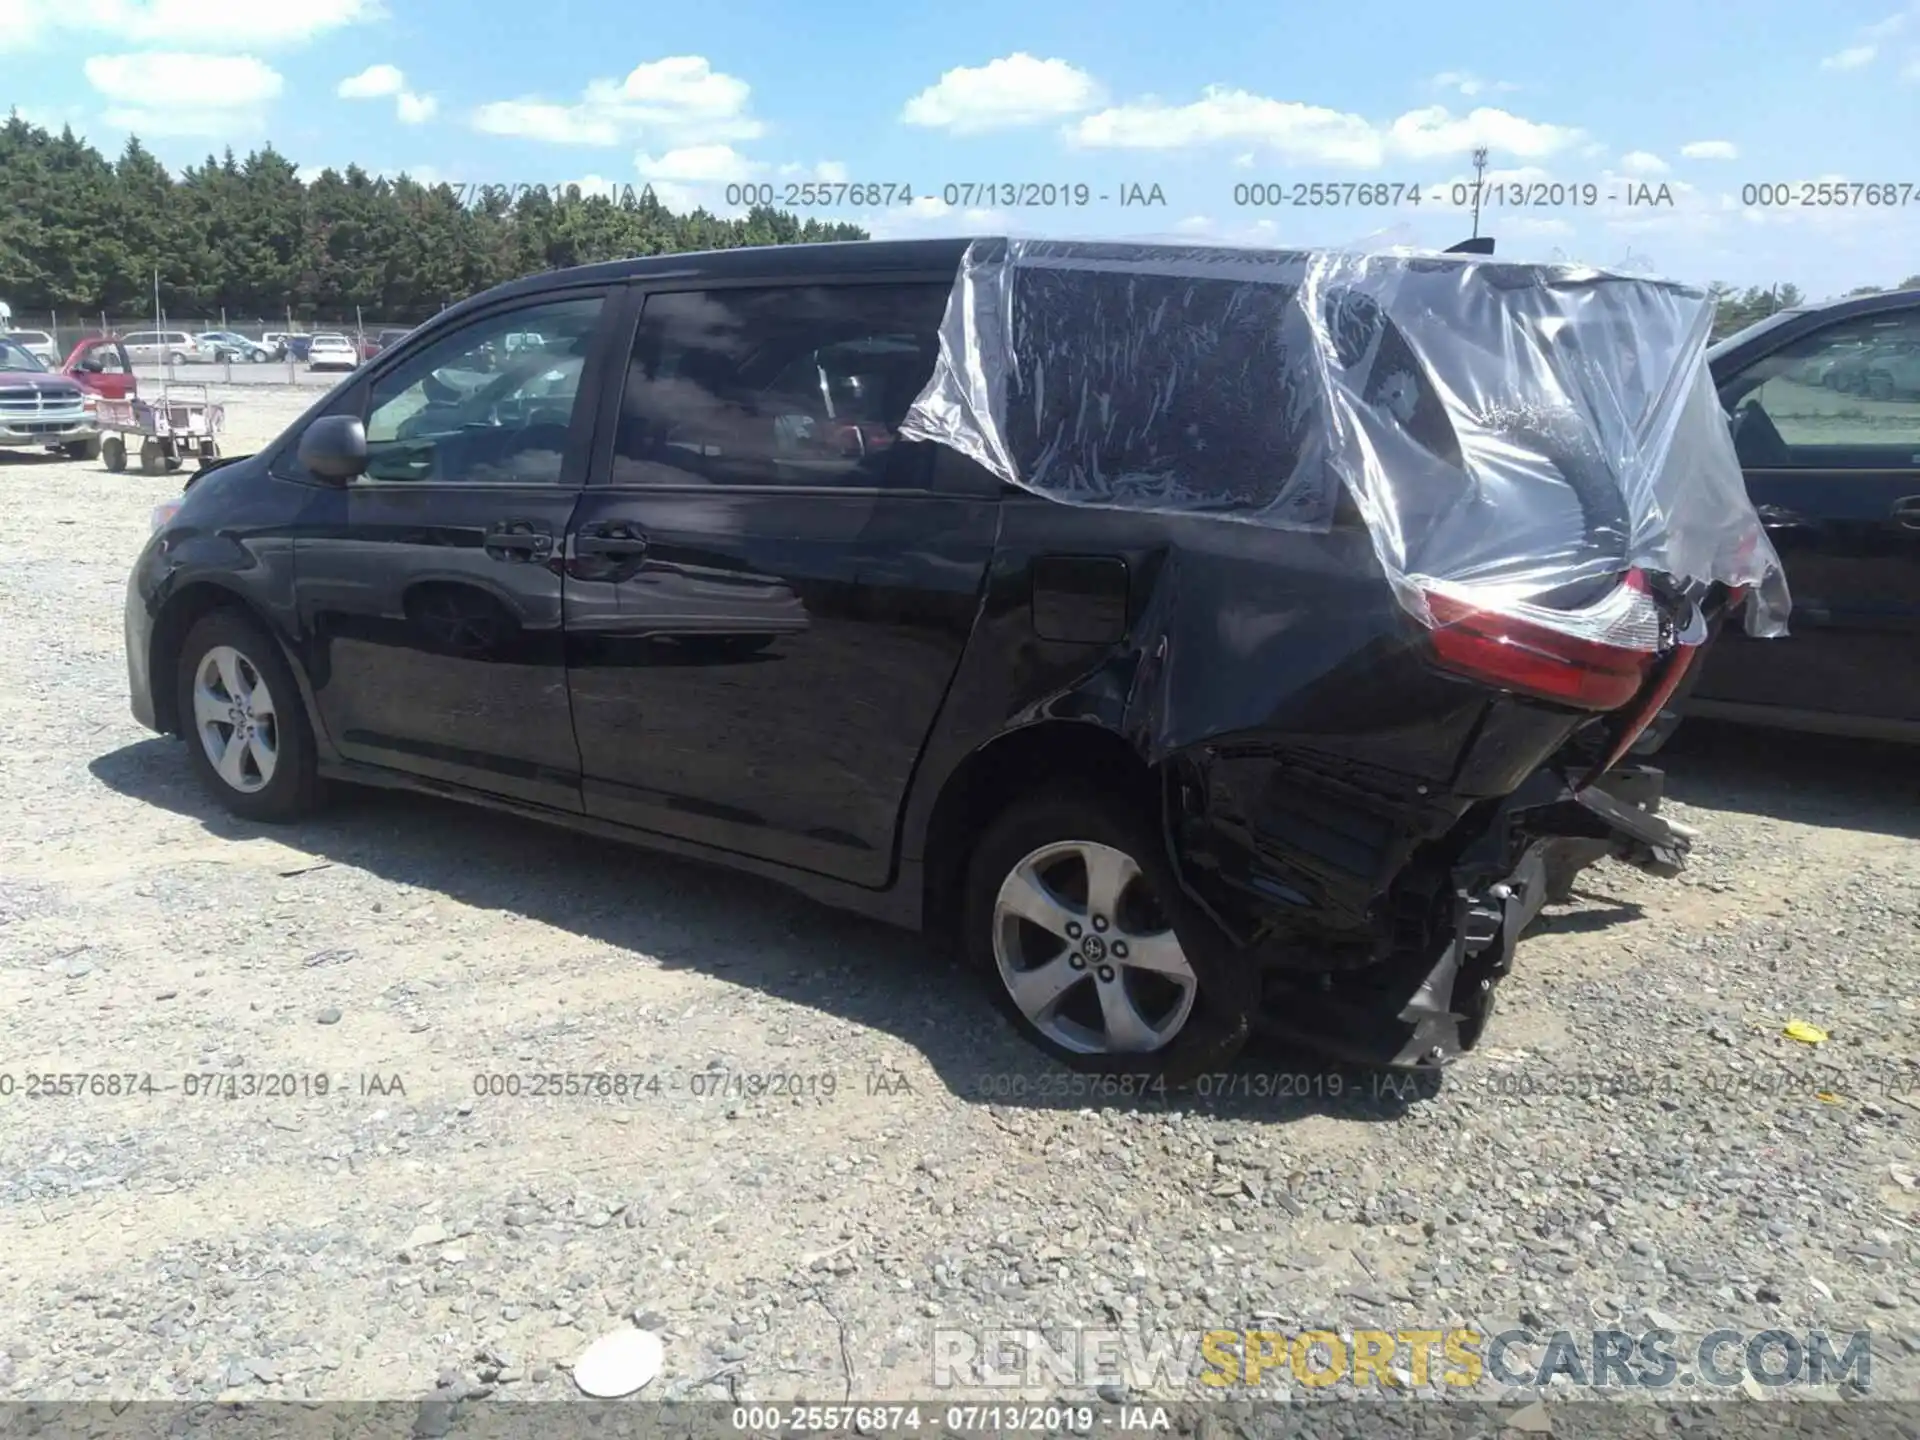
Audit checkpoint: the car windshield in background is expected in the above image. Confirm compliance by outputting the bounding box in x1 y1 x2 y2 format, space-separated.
1706 308 1808 364
0 339 48 371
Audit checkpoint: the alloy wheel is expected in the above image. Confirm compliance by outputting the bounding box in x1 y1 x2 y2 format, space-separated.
191 645 279 794
991 839 1198 1054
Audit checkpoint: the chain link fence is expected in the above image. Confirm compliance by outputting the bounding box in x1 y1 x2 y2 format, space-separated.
2 311 423 386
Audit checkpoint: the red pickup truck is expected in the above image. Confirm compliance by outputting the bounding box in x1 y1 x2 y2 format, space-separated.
61 338 137 400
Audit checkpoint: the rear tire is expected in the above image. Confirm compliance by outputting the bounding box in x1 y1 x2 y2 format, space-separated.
102 436 126 472
175 609 322 823
63 436 102 461
139 438 165 475
167 351 185 367
962 787 1255 1079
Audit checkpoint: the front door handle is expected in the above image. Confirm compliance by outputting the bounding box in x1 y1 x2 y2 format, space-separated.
485 520 554 562
1891 495 1920 530
1754 503 1815 533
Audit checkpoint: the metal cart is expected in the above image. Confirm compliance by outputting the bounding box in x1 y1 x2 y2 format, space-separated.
97 385 226 474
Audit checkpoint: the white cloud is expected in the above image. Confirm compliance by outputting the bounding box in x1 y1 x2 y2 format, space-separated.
473 100 618 146
1814 5 1918 71
1429 70 1520 98
86 51 283 104
900 53 1101 133
473 55 759 147
1067 91 1580 168
1820 44 1877 69
1387 105 1583 161
1232 151 1256 169
84 50 282 138
1680 139 1739 160
4 0 379 52
1069 88 1384 164
1619 150 1669 174
337 62 401 97
635 144 758 184
337 62 434 124
864 196 1009 238
633 148 855 214
1905 55 1920 79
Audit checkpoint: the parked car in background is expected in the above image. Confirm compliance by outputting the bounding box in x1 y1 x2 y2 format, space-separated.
60 337 137 404
123 237 1774 1076
306 333 359 371
371 327 414 356
261 331 307 360
3 330 60 366
1691 285 1920 741
196 331 273 363
0 335 100 458
1861 340 1920 400
122 330 202 366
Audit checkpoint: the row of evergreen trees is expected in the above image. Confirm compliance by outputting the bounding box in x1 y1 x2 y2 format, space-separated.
2 112 1913 332
0 114 865 323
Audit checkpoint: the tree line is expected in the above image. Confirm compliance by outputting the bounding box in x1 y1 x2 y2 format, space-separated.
1 113 1913 332
1706 280 1912 342
0 114 865 323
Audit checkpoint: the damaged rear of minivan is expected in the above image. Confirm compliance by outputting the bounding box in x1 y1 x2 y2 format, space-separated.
904 239 1787 1077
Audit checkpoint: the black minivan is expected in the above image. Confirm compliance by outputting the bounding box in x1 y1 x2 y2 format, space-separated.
124 237 1769 1079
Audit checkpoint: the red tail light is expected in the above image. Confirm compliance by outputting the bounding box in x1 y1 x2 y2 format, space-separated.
1420 571 1665 711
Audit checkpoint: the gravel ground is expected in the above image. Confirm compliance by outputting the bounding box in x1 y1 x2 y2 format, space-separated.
0 385 1916 1412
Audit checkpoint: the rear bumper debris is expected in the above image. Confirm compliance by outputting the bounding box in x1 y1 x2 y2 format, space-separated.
1248 763 1688 1070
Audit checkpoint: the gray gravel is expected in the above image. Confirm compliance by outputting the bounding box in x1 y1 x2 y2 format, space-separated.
0 389 1915 1409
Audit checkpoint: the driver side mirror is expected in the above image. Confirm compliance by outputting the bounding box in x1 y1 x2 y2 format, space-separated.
298 414 369 481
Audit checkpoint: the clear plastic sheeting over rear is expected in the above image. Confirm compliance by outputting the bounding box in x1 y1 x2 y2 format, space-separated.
900 239 1789 637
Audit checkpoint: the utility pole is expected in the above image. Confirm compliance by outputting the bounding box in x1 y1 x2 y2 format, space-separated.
1470 147 1490 240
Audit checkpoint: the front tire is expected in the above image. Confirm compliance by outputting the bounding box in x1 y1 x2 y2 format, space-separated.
102 436 126 472
63 436 102 461
175 610 322 823
963 787 1254 1077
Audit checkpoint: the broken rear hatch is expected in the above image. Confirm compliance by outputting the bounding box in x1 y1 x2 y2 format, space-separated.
903 239 1790 1065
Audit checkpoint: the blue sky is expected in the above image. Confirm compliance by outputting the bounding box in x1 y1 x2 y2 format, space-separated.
6 0 1920 296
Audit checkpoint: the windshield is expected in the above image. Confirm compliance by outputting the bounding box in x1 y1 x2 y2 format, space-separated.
1706 308 1806 364
0 339 49 372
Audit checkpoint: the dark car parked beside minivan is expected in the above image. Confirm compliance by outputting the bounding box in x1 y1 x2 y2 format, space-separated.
123 238 1779 1079
1689 286 1920 741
